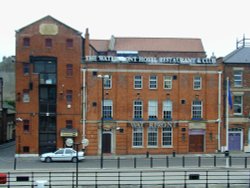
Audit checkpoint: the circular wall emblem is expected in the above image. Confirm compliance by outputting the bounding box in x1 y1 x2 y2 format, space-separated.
65 138 74 147
82 138 89 147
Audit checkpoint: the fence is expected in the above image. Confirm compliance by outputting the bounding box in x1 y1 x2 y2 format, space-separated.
1 170 250 188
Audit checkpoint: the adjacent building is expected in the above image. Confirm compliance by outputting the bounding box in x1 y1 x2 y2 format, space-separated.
223 37 250 152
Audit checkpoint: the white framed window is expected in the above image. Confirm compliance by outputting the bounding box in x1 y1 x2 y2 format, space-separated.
163 76 172 89
148 126 158 147
149 75 157 89
162 126 172 147
134 75 142 89
103 100 113 119
193 76 202 90
104 75 112 89
192 100 202 119
133 100 143 119
133 127 143 147
23 89 30 103
234 95 243 115
234 70 243 87
163 100 172 120
148 100 158 119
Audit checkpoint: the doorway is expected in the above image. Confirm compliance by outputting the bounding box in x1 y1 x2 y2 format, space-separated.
189 135 204 152
102 132 112 153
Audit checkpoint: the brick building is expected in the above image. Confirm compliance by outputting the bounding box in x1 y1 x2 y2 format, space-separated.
15 16 223 155
83 36 223 155
15 16 82 155
223 37 250 152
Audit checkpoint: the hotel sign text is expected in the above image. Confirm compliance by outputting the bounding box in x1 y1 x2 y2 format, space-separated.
85 56 216 64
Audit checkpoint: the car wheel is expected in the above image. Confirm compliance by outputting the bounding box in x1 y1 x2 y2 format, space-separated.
72 157 78 163
45 157 52 163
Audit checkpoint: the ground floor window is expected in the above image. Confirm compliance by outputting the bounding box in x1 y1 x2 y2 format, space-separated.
148 126 158 146
162 126 172 146
132 127 143 147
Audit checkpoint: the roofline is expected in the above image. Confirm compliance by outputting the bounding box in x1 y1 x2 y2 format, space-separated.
16 15 82 35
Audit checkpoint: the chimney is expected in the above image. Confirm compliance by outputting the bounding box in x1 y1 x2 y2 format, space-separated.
84 28 90 56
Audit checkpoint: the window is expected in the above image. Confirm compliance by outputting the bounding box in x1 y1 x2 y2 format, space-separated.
163 100 172 120
66 39 73 48
133 127 143 147
162 126 172 147
149 75 157 89
66 64 73 76
23 89 30 103
66 120 73 129
148 100 158 119
134 75 142 89
234 70 243 87
148 126 158 147
192 100 202 119
103 100 112 119
23 63 30 75
23 37 30 47
134 100 143 119
104 76 112 89
193 76 202 90
55 149 64 154
234 95 243 115
66 90 73 103
45 38 52 48
23 120 30 132
163 76 172 89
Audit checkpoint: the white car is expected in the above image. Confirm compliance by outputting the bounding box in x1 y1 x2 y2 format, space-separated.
40 148 85 163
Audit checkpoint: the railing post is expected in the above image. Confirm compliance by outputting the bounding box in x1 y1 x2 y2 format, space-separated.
117 157 120 169
184 171 187 188
245 157 248 169
162 171 165 188
214 155 216 167
166 156 169 168
118 171 121 188
134 157 137 169
140 171 142 188
31 172 34 188
182 156 185 167
7 172 10 188
206 171 208 188
198 156 201 167
229 156 232 167
49 172 52 188
14 157 16 170
227 170 230 188
150 157 153 168
95 172 98 188
72 172 75 188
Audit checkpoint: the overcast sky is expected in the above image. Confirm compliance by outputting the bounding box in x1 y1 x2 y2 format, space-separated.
1 0 250 60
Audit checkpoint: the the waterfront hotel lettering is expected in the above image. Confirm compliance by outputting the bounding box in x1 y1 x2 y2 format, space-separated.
85 56 216 64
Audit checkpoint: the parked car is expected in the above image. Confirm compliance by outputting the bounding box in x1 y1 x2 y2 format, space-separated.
40 148 84 163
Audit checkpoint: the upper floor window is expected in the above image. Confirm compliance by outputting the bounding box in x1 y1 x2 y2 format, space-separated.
23 89 30 103
23 63 30 75
134 75 142 89
148 126 158 147
23 37 30 47
149 75 157 89
103 100 113 119
163 76 172 89
66 64 73 77
133 127 143 147
104 76 112 89
148 100 158 120
45 38 52 48
66 39 73 48
192 100 202 119
66 120 73 129
133 100 143 119
163 100 172 120
193 76 202 90
234 70 243 87
23 119 30 132
66 90 73 103
234 95 243 115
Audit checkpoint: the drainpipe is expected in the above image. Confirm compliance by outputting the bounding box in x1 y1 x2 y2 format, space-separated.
81 68 87 149
217 71 222 151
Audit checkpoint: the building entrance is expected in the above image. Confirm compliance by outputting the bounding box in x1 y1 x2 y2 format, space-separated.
102 132 111 153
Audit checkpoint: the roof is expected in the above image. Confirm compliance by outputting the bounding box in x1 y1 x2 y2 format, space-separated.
90 37 205 53
16 15 82 35
223 47 250 64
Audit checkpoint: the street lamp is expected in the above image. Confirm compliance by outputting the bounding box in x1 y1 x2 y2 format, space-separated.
97 74 109 169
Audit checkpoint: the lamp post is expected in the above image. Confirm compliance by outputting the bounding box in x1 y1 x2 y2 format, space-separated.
97 74 109 169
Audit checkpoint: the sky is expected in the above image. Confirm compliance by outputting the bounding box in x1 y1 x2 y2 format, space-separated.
1 0 250 60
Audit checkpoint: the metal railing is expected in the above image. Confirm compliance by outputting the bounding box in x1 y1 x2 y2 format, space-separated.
1 170 250 188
